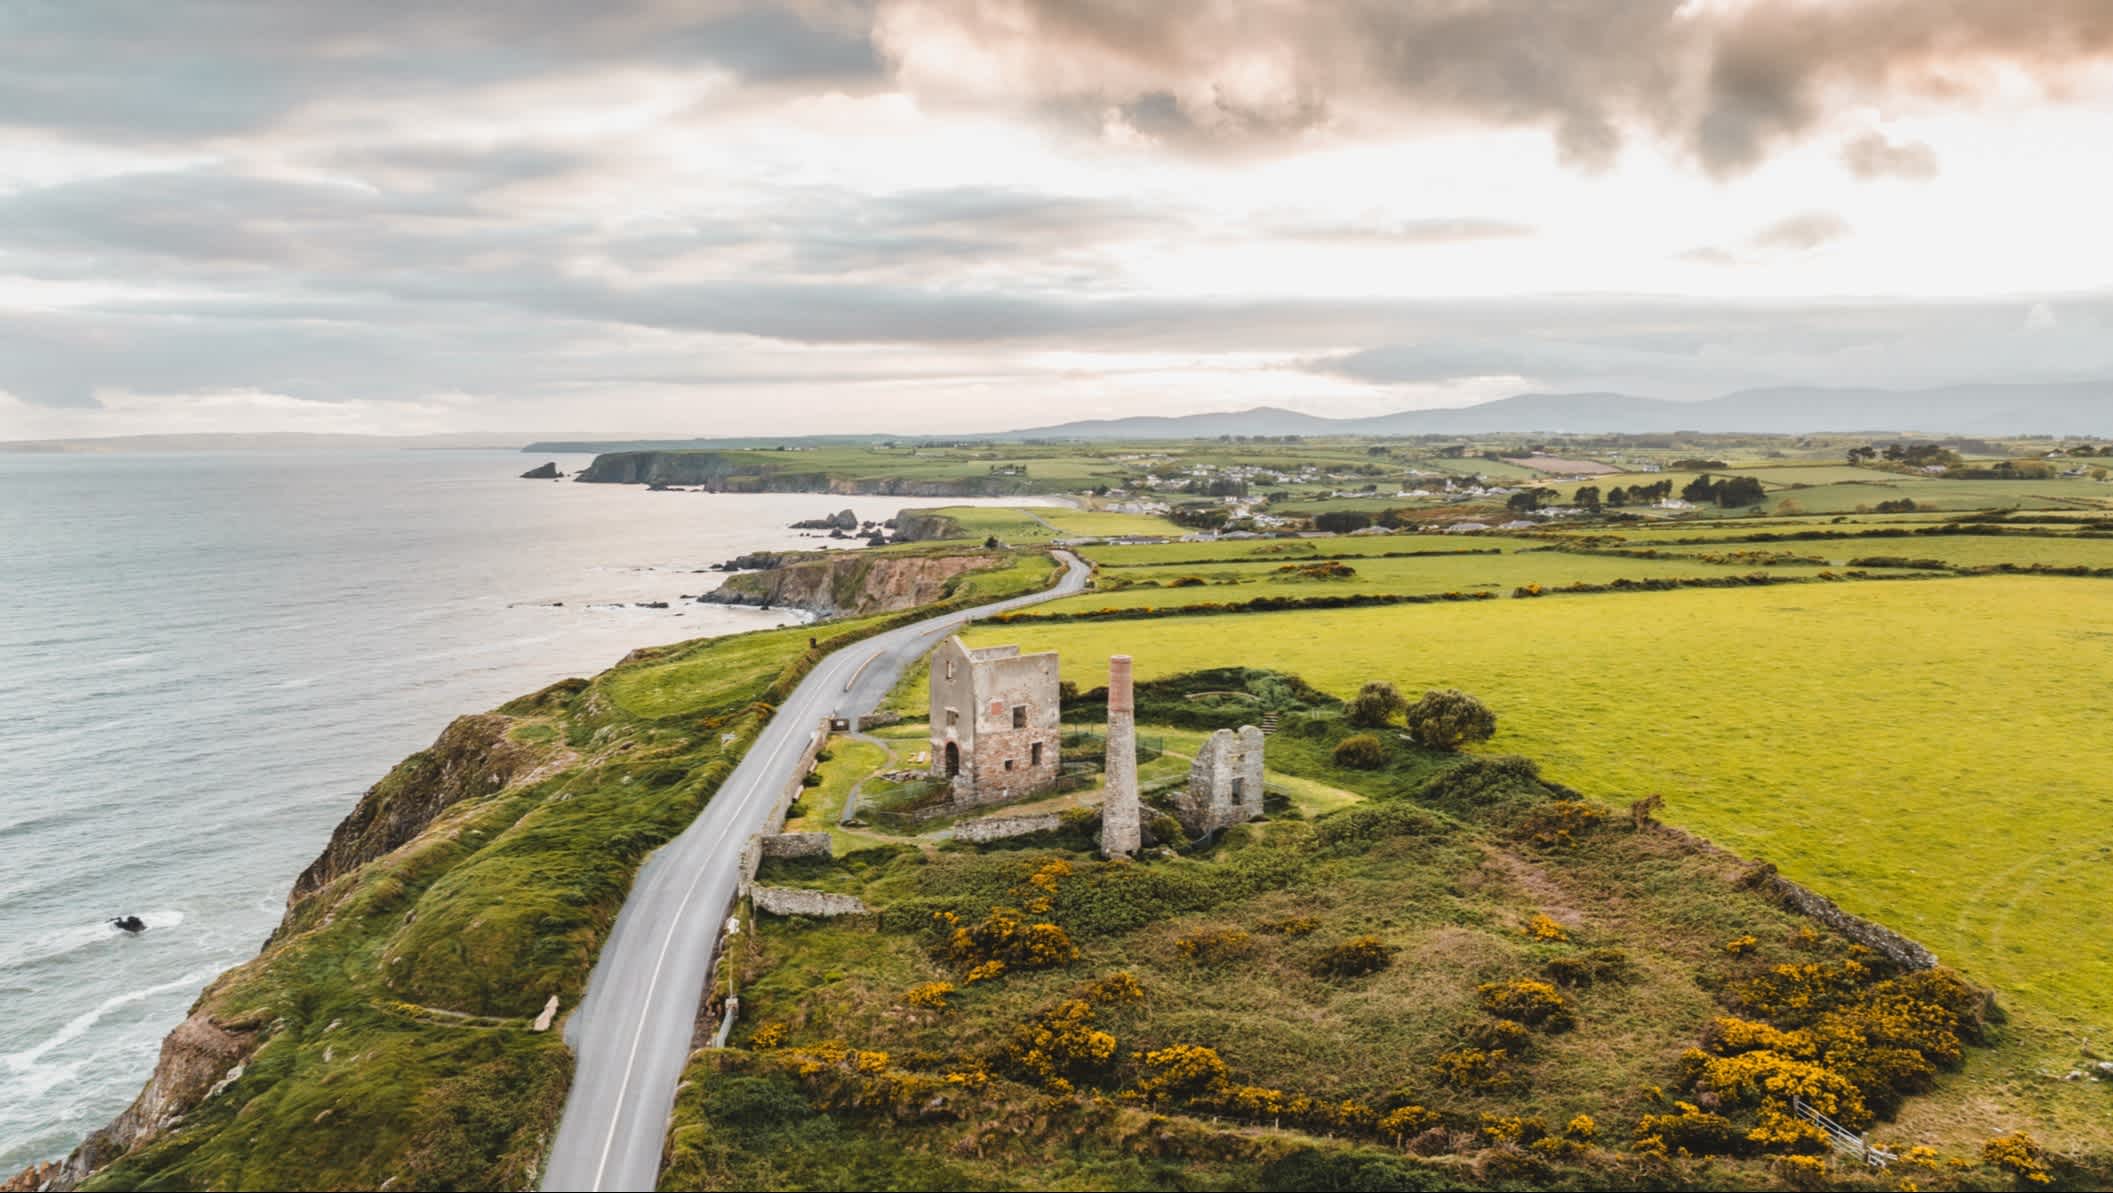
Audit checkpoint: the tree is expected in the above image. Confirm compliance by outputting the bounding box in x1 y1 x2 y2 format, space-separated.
1847 445 1878 464
1313 511 1373 534
1716 475 1766 507
1680 472 1719 503
1605 486 1629 508
1573 484 1601 510
1403 689 1496 752
1346 681 1406 728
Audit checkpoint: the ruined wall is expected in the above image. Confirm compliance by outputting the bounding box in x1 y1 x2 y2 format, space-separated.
1174 725 1266 837
954 812 1064 844
759 832 833 859
752 886 868 918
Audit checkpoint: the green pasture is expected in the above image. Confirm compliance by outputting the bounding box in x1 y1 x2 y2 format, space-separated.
955 576 2113 1034
1040 545 1857 614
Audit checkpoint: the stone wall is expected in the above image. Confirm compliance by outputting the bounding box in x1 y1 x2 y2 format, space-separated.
954 812 1064 844
1751 865 1940 970
752 886 869 918
759 832 833 859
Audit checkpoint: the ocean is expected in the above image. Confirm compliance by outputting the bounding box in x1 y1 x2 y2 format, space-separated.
0 450 1018 1170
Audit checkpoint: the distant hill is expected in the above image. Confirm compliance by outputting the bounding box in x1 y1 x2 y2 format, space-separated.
996 382 2113 439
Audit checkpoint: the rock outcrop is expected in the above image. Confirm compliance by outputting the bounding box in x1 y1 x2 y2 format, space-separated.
519 461 561 479
703 552 1002 617
287 713 540 906
51 1012 257 1189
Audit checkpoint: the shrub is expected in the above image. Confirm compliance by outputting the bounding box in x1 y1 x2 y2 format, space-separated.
1404 689 1497 751
1258 1148 1450 1192
1315 936 1397 978
1145 813 1186 847
702 1073 813 1127
1478 979 1575 1030
1346 681 1407 728
1005 998 1117 1087
1982 1131 2052 1185
1524 914 1569 942
1724 934 1759 957
1433 1047 1512 1091
1258 915 1321 936
1174 928 1253 965
1333 733 1388 770
1133 1043 1231 1102
1635 1101 1745 1155
947 907 1078 973
904 981 955 1010
1463 1018 1532 1052
1546 948 1633 988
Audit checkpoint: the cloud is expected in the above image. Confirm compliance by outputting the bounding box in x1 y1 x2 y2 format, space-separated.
1679 210 1852 265
1841 131 1940 181
1279 217 1535 246
1750 211 1853 253
873 0 2113 176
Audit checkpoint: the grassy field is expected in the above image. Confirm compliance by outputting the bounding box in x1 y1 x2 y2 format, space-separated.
666 713 2052 1189
1043 547 1859 614
952 577 2113 1039
1088 533 1530 567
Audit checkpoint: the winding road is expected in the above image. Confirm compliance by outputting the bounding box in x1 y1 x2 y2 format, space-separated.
543 551 1089 1192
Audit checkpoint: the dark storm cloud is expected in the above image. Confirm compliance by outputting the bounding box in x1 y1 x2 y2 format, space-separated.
876 0 2113 176
1840 131 1941 181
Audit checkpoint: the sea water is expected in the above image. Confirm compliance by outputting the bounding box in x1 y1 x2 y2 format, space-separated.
0 450 1025 1169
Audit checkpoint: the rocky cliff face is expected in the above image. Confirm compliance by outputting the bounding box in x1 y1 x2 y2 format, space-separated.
50 1013 258 1189
702 552 999 616
891 508 969 541
28 700 569 1191
286 712 542 906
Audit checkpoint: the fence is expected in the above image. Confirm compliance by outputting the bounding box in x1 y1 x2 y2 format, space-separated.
1790 1096 1894 1169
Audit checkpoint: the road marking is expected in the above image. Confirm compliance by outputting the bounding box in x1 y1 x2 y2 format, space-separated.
563 553 1083 1189
585 658 845 1190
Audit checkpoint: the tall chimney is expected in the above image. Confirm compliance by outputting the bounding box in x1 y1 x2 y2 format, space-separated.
1100 655 1140 857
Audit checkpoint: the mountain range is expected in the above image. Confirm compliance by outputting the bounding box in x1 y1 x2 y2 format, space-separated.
999 382 2113 440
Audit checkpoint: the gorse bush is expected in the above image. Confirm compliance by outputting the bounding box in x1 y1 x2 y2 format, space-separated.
1404 689 1497 751
1477 979 1575 1030
1346 681 1406 728
1332 733 1388 770
1315 935 1397 978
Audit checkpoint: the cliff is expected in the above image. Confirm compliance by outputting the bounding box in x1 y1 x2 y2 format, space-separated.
702 551 1003 616
573 450 1040 495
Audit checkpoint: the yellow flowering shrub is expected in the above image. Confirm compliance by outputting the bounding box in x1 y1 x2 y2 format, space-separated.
1982 1131 2052 1185
1132 1043 1231 1102
1006 998 1118 1086
905 981 955 1009
1433 1047 1512 1091
1477 978 1575 1031
1524 914 1570 942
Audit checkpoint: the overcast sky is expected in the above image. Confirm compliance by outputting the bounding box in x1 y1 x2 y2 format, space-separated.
4 0 2112 439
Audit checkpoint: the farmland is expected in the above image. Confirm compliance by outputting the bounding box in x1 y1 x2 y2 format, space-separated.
947 576 2113 1040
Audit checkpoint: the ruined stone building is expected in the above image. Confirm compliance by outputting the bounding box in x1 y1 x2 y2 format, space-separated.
1172 726 1265 837
929 636 1061 805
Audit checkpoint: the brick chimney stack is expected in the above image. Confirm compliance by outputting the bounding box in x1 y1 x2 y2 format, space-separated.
1100 655 1140 857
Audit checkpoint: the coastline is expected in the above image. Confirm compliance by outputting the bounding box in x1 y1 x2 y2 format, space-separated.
0 452 1040 1175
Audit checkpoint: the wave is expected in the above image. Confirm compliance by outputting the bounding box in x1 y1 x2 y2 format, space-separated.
2 963 220 1076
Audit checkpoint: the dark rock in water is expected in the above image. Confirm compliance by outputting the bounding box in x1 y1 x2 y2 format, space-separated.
520 462 561 480
111 915 147 933
635 601 670 609
791 508 859 531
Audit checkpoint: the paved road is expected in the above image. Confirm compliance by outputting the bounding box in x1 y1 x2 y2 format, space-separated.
543 551 1089 1192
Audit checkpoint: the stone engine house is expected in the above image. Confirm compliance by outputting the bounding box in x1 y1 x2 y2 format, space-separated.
1172 726 1266 837
929 636 1061 805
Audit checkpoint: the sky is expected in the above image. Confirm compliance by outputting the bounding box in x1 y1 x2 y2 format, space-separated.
3 0 2112 440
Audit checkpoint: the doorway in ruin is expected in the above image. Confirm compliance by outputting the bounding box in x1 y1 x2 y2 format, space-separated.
944 742 961 777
